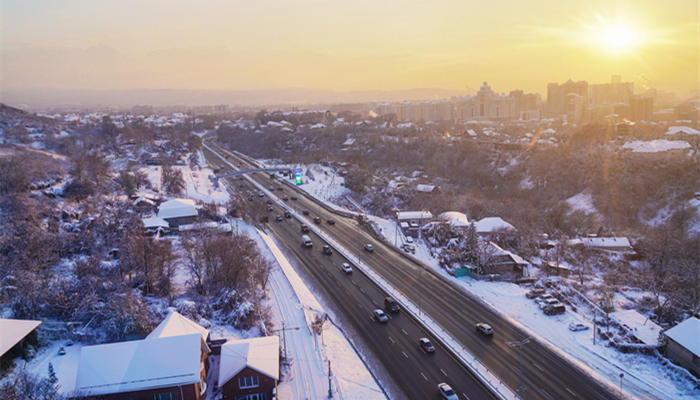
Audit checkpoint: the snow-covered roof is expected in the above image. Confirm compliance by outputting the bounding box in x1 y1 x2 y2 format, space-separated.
580 237 631 249
219 336 279 385
488 242 529 266
610 309 662 346
621 140 690 153
178 221 220 232
342 138 356 146
147 310 210 345
157 198 197 220
664 317 700 357
74 334 202 396
438 211 470 227
142 216 169 229
666 126 700 135
474 217 516 233
396 211 433 221
0 319 41 357
416 184 437 193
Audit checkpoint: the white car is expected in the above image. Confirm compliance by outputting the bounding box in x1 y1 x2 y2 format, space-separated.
438 382 458 400
568 322 589 332
340 263 352 274
405 236 414 243
373 309 388 323
364 243 374 252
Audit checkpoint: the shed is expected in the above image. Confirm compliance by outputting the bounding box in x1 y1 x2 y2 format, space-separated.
0 319 41 370
664 317 700 376
610 309 662 346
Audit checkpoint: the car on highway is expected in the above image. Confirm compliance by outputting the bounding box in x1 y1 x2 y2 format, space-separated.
302 235 313 247
475 322 494 336
291 196 298 201
419 337 435 353
301 224 310 233
275 215 283 222
438 382 458 400
322 245 332 255
340 263 352 273
259 216 269 223
568 322 589 332
373 309 389 323
258 191 264 197
364 243 374 252
284 211 291 218
384 296 400 313
277 187 284 191
313 216 322 224
282 196 288 201
302 210 310 215
326 219 335 225
266 199 273 205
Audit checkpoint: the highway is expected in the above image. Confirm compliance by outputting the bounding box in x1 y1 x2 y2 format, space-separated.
204 142 619 400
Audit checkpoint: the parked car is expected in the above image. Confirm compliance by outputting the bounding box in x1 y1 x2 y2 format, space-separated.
327 219 336 225
419 337 435 353
313 216 322 224
475 322 494 336
302 210 310 215
323 245 332 255
340 263 352 273
384 296 400 313
373 309 389 323
258 191 264 197
535 294 555 307
282 196 289 201
259 216 269 223
266 199 273 205
275 215 283 221
301 224 310 233
545 302 566 315
405 236 414 243
291 196 298 201
438 383 458 400
364 243 375 252
526 288 546 299
568 322 589 332
267 205 273 212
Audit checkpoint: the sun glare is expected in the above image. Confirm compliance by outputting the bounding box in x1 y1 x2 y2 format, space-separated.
586 17 646 55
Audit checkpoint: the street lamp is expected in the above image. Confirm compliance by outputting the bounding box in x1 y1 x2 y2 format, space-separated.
506 336 531 397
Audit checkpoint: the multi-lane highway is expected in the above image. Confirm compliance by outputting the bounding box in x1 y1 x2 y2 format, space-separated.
204 141 619 400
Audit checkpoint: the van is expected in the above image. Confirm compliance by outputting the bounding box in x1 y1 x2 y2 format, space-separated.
302 235 313 247
384 297 400 313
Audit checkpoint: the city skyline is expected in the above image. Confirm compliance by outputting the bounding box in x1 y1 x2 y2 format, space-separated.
1 0 698 104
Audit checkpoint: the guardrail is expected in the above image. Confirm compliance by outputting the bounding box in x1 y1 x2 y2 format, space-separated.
205 143 518 400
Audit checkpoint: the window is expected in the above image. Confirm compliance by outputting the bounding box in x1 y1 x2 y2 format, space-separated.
239 375 259 389
236 394 265 400
154 393 176 400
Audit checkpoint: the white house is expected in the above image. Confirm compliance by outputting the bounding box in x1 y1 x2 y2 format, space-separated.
158 198 198 227
474 217 516 235
396 211 433 227
580 237 632 252
664 317 700 376
437 211 470 228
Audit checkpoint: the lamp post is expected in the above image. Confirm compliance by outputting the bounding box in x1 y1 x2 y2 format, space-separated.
506 336 531 397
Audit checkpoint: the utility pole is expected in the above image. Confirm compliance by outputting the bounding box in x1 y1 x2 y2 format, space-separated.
507 337 531 397
282 321 287 358
328 360 333 399
619 372 624 397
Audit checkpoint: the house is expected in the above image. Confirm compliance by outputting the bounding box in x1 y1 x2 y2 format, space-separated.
0 319 41 370
73 334 207 400
158 199 198 227
218 336 279 400
142 216 170 236
147 310 211 354
437 211 470 228
663 316 700 377
396 211 433 228
415 184 439 194
473 217 516 235
541 261 571 277
610 309 662 346
481 242 529 280
580 237 632 252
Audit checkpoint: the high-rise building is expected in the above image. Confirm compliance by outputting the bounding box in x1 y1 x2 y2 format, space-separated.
631 96 654 121
455 82 516 121
589 75 634 107
509 89 542 119
546 80 588 117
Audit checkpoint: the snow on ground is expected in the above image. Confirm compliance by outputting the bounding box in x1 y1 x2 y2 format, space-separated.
19 340 82 395
366 223 700 399
566 192 597 215
140 163 230 204
621 139 691 153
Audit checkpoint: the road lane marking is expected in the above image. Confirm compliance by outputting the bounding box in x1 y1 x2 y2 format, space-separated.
401 328 408 336
533 362 544 372
420 372 428 381
440 368 447 377
402 351 408 359
388 336 395 344
565 387 576 397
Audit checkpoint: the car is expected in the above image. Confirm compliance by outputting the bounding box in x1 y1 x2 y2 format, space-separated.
373 309 389 323
405 236 414 243
384 296 400 313
340 263 352 273
302 210 310 215
269 186 275 191
58 346 66 356
539 297 559 310
259 216 269 223
326 219 336 225
313 216 322 224
545 302 566 315
526 288 546 299
291 196 298 201
276 215 283 221
301 224 310 233
568 322 589 332
323 245 332 255
266 199 273 205
419 337 435 353
438 382 458 400
364 243 374 252
282 196 289 201
284 211 291 218
535 293 555 306
258 191 264 197
403 243 415 253
267 205 273 212
475 322 494 336
277 187 284 191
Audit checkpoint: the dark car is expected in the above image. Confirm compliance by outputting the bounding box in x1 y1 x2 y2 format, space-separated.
259 216 269 223
284 211 292 218
277 187 284 191
327 219 336 225
419 338 435 353
291 196 298 201
322 245 332 255
302 210 310 215
384 296 400 313
275 215 283 222
283 196 289 202
266 199 273 205
313 217 322 224
475 322 494 336
267 205 273 212
301 224 310 233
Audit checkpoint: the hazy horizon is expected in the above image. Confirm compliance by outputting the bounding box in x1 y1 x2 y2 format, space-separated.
2 0 698 108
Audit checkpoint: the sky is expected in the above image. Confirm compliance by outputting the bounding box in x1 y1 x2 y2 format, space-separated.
0 0 698 100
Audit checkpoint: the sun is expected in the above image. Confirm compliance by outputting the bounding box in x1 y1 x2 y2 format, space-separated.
600 24 637 51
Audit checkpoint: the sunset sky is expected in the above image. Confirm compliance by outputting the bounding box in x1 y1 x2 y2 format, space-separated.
1 0 698 97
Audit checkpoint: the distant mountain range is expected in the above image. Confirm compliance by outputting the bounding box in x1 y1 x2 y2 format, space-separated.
0 87 468 110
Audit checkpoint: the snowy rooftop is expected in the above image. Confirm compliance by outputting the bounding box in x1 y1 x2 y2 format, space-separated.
664 317 700 357
396 211 433 220
621 140 690 153
438 211 470 227
74 334 201 396
147 310 210 347
157 198 197 220
219 336 280 385
610 309 662 346
580 237 631 249
0 319 41 357
416 184 437 193
474 217 516 233
142 216 169 229
342 138 356 146
666 126 700 135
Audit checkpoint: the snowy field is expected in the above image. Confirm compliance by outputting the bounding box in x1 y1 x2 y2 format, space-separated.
140 158 230 204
